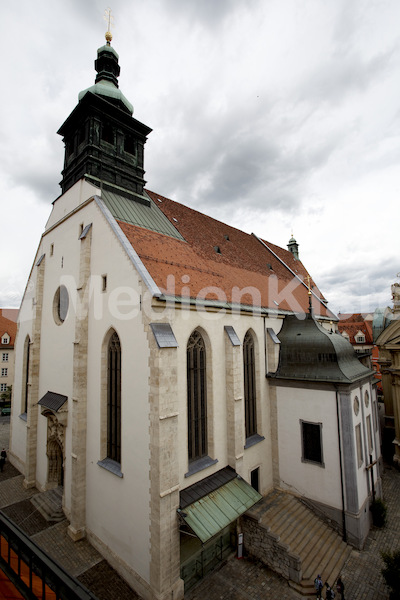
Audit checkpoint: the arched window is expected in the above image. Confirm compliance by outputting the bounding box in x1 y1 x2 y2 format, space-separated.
23 336 30 414
187 330 207 462
243 331 257 439
107 331 121 463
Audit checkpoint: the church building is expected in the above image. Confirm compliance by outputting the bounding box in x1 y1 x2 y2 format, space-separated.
10 31 382 600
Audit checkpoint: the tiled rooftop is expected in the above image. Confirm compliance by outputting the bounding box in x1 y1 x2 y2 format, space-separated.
115 190 335 318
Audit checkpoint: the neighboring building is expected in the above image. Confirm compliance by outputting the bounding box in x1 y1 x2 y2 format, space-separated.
9 33 382 600
0 309 18 400
338 313 382 393
376 282 400 465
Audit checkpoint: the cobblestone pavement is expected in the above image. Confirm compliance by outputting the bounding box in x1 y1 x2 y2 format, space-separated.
185 465 400 600
1 415 399 599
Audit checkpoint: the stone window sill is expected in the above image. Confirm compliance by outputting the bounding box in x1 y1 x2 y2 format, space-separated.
244 434 265 450
185 456 218 478
97 458 123 478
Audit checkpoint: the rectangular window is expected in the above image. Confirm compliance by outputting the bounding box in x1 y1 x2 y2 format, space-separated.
102 275 107 292
2 337 9 345
1 368 7 377
367 415 373 453
301 421 324 466
2 353 8 362
50 243 54 256
356 424 363 467
0 384 6 392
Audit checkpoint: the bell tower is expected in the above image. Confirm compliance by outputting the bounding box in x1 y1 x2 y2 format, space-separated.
57 28 152 202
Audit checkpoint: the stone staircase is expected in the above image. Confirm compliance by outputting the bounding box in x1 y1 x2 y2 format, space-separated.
30 486 65 523
243 489 353 596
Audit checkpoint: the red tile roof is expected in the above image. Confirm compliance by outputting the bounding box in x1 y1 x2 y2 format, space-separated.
117 191 335 318
0 313 17 348
338 314 373 345
0 309 18 323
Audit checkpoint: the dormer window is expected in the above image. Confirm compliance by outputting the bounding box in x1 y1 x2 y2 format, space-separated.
1 335 9 345
355 331 365 344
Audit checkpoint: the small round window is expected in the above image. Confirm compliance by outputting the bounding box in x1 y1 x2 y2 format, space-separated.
53 285 69 325
353 396 360 416
365 391 370 408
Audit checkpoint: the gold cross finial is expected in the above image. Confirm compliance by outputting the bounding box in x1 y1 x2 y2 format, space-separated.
104 7 114 44
307 275 312 295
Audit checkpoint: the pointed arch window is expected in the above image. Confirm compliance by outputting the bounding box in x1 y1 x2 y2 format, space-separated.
187 331 207 462
107 331 121 463
23 336 30 414
244 331 257 439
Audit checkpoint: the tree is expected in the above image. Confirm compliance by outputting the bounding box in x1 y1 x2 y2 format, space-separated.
0 385 12 404
381 549 400 599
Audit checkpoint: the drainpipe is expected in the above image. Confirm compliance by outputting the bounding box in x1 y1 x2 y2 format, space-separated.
335 387 347 542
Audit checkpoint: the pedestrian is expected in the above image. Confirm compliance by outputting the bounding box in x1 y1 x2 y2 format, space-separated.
0 448 6 472
314 574 323 599
336 576 345 599
326 583 335 599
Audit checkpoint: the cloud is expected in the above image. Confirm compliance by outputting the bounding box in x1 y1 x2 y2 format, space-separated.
318 256 400 315
159 0 255 28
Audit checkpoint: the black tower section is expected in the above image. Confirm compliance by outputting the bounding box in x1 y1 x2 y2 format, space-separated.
57 43 152 201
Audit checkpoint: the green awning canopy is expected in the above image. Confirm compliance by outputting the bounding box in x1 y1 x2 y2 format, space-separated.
179 477 261 543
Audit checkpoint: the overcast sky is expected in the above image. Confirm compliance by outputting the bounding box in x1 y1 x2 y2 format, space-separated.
1 0 400 316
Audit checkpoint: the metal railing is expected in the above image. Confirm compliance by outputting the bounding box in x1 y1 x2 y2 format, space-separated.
0 510 99 600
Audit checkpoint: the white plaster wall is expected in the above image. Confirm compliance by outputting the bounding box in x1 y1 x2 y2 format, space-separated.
350 381 378 507
35 212 81 492
169 310 279 496
9 277 35 466
277 386 343 508
84 201 151 582
12 188 152 584
45 180 100 230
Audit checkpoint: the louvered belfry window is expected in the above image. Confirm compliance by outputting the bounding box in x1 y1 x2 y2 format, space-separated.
187 331 207 461
107 331 121 463
243 331 257 438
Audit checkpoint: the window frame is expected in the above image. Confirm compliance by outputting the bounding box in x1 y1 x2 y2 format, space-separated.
187 330 208 463
2 353 8 362
107 331 121 464
243 330 257 440
366 414 373 454
23 336 30 414
355 423 363 467
301 420 324 467
1 368 8 377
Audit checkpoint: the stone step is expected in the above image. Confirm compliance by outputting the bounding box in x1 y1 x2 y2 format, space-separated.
281 505 315 548
245 489 353 597
293 524 328 566
31 486 65 523
262 493 298 531
301 526 339 576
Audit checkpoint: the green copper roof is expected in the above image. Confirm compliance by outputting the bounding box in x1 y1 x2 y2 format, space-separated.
271 314 373 384
78 42 133 114
101 189 185 240
179 477 261 543
79 81 133 114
